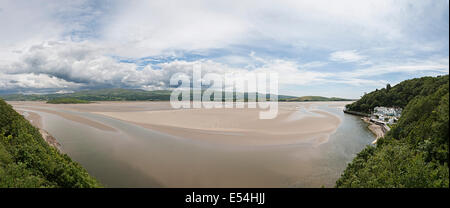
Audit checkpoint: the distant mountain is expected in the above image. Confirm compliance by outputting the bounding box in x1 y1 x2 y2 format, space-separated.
279 96 354 102
46 98 92 104
0 88 173 101
0 88 351 102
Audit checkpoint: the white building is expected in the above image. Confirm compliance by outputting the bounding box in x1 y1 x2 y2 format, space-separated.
374 107 402 117
372 107 402 125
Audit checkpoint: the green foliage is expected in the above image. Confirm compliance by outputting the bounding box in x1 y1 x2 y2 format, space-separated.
0 99 101 188
336 141 448 188
345 75 449 114
46 98 91 104
336 75 449 188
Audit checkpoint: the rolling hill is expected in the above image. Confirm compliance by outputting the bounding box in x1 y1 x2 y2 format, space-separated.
280 96 354 102
0 88 351 102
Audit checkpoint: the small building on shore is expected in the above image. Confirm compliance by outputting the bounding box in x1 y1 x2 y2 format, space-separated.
371 106 402 125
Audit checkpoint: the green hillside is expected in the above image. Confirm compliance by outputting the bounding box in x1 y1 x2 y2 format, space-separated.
0 99 101 187
0 89 173 101
280 96 353 102
345 75 449 114
47 98 91 104
336 75 449 188
0 88 352 102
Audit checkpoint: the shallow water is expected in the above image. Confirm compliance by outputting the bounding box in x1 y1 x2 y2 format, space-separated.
13 102 374 187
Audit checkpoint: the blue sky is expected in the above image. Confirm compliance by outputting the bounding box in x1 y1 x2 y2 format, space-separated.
0 0 448 98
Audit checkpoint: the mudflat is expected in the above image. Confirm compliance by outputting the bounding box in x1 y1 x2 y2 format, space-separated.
10 101 348 146
93 102 343 145
8 101 374 188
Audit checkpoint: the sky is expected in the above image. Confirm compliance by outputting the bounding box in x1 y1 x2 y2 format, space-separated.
0 0 448 98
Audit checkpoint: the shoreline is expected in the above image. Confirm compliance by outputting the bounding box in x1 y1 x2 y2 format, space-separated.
39 129 62 152
361 117 386 144
16 109 62 151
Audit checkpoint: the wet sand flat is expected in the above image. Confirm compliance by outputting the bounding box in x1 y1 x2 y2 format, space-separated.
7 101 374 188
16 106 116 132
93 103 342 145
11 101 346 146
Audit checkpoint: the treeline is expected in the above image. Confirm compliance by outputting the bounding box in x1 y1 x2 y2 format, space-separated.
279 96 353 102
0 89 173 101
46 98 91 104
336 75 449 187
345 75 449 114
0 88 297 102
0 88 355 102
0 99 101 187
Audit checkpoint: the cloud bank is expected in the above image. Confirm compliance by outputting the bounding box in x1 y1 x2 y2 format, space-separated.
0 0 448 98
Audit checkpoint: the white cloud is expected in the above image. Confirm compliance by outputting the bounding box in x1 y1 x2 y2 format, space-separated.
102 0 250 57
0 0 447 98
91 0 449 57
1 40 447 94
0 41 332 91
298 61 328 69
1 0 447 59
330 50 366 63
344 57 450 77
0 73 83 91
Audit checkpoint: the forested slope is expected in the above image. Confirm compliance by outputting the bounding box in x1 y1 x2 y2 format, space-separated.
0 99 101 187
336 75 449 188
345 75 449 114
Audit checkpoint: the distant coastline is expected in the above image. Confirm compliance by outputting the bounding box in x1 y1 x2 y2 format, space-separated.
46 98 92 104
0 88 354 103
